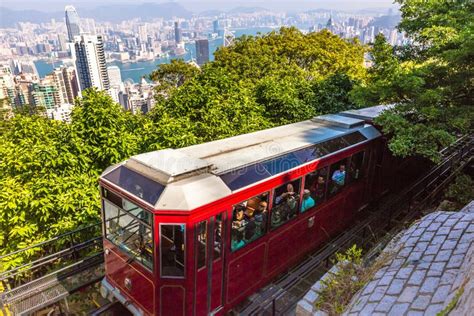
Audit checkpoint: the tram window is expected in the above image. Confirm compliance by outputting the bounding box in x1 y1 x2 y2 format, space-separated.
103 199 153 270
196 221 207 269
161 224 186 277
214 214 223 259
349 151 365 182
329 159 348 197
303 167 329 212
271 179 301 229
231 192 269 251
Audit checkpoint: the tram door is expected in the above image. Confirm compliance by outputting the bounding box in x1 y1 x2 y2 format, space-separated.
195 212 226 315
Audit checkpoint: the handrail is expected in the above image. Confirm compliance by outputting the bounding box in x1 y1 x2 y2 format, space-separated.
0 222 101 260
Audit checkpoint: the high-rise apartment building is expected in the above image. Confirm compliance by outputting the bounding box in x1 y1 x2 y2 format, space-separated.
32 80 60 109
65 5 81 42
195 39 210 66
71 34 110 91
107 66 122 88
174 21 182 43
46 66 79 105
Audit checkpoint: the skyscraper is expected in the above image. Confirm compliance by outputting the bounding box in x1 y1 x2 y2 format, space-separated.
213 20 220 34
71 35 110 91
174 21 182 43
195 39 210 66
107 66 122 88
65 5 81 42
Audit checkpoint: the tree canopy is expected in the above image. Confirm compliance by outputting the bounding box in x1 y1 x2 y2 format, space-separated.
352 0 473 161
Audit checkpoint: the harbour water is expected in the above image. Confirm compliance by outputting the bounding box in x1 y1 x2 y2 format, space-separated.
35 27 276 83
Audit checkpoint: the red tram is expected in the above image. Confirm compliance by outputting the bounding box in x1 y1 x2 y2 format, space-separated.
98 105 407 315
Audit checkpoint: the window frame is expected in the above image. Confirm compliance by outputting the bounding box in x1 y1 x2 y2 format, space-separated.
159 223 187 279
270 177 303 231
328 158 349 198
348 150 366 184
302 166 330 213
230 191 270 252
195 220 208 271
102 190 154 272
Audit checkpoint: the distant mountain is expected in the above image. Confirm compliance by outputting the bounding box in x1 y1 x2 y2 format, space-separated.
228 6 270 14
198 10 225 17
0 7 63 27
0 2 192 27
368 14 401 29
80 2 193 22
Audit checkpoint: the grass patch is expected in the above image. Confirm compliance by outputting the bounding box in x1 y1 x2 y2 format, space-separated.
314 245 393 315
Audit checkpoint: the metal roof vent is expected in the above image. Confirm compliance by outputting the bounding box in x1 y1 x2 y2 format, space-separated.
312 114 365 129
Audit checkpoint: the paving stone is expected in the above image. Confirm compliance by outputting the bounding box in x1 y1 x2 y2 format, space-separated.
432 285 451 303
453 221 469 230
296 300 313 316
434 213 449 223
374 295 397 312
359 302 377 315
303 290 318 303
410 228 426 237
446 254 464 269
442 218 459 228
373 267 388 279
406 310 424 316
413 241 429 252
460 232 474 243
398 246 414 258
388 303 409 316
411 295 431 310
387 279 405 295
397 286 419 303
419 277 440 294
416 260 431 269
369 286 388 302
426 222 442 231
431 235 447 246
350 295 369 313
389 258 405 270
405 236 420 247
425 303 444 315
466 223 474 233
437 226 452 236
434 249 452 262
407 251 423 262
361 280 378 296
378 274 394 286
418 231 435 242
441 240 458 250
422 254 435 263
397 266 414 279
447 229 464 240
427 261 446 277
424 244 441 255
311 281 324 293
453 242 470 255
439 269 457 285
408 270 426 286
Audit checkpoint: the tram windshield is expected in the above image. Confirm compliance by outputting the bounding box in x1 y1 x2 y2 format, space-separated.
102 188 154 270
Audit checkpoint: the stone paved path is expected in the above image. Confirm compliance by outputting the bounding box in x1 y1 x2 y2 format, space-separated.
344 201 474 316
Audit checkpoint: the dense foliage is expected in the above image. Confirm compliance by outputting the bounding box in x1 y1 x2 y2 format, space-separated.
352 0 473 161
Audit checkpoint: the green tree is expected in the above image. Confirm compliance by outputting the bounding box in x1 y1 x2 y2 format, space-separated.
149 59 200 101
352 0 473 162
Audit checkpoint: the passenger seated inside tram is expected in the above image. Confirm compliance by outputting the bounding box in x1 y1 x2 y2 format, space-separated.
332 165 346 187
301 189 315 212
231 231 245 251
232 205 246 228
244 217 257 242
274 183 299 220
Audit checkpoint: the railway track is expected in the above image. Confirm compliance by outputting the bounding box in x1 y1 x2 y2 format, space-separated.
0 135 472 316
236 134 474 315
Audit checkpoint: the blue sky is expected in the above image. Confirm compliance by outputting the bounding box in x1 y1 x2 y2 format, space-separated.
3 0 397 12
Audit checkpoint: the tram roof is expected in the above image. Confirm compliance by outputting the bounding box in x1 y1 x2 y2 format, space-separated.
101 105 391 211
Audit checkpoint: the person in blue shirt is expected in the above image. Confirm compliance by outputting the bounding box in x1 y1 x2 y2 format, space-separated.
332 164 346 186
231 230 245 251
301 189 316 212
